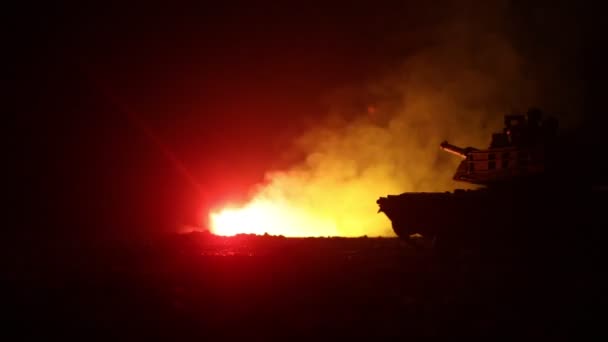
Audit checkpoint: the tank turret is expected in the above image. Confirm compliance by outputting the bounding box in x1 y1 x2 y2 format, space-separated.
441 109 557 186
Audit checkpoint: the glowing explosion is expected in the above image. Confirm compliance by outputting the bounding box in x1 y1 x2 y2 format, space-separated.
207 114 418 237
210 199 341 237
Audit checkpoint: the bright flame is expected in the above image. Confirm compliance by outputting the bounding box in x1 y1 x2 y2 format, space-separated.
208 173 398 238
208 117 413 237
210 199 342 237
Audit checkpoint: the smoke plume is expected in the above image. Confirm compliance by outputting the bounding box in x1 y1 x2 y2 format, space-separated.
212 1 583 237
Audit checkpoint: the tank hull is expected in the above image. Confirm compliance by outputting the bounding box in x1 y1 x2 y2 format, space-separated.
377 185 606 256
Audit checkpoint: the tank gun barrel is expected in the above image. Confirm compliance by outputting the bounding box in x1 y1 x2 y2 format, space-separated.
440 140 475 159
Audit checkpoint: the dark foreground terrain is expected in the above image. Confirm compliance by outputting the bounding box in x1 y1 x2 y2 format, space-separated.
5 231 604 340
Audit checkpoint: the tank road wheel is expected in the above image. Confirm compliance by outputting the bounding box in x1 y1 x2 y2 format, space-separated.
391 220 410 241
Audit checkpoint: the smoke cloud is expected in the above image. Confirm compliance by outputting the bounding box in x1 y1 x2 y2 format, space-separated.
211 1 583 237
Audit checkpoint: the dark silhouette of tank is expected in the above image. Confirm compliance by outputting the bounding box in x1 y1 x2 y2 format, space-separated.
377 108 605 256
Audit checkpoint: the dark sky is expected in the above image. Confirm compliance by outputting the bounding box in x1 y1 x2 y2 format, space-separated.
8 1 607 240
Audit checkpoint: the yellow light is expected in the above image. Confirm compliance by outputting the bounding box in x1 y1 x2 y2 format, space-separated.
209 199 342 237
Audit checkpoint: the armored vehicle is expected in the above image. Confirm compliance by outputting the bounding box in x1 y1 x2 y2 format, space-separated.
377 108 604 256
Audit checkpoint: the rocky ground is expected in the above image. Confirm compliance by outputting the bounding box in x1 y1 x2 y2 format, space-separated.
5 231 604 339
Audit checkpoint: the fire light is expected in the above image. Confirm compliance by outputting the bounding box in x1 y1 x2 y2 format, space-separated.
209 199 340 237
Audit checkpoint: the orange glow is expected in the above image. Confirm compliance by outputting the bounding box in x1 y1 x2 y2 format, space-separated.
209 199 341 237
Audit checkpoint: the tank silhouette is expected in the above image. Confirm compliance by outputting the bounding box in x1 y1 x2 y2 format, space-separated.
376 108 603 256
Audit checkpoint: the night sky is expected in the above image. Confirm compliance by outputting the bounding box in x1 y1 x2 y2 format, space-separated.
8 1 607 241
